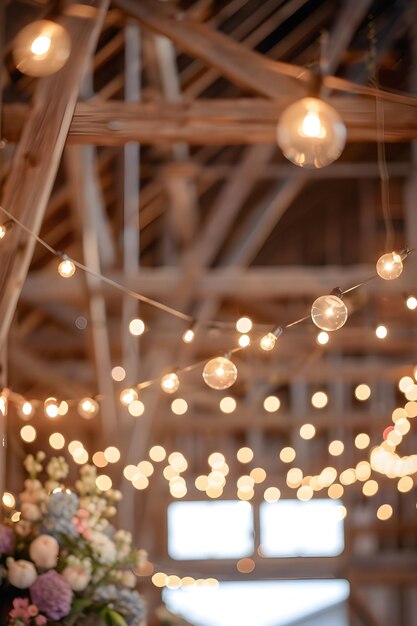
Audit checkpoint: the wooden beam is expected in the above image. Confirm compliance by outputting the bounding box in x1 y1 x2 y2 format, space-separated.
4 96 417 144
0 0 109 350
21 264 417 302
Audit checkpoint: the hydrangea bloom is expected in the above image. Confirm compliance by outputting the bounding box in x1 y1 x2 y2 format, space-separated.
42 491 78 538
30 570 73 620
93 585 146 625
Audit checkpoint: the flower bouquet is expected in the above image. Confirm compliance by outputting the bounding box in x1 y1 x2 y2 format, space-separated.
0 453 146 626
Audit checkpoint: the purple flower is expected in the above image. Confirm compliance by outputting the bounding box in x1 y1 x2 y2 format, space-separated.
0 523 15 554
30 570 73 620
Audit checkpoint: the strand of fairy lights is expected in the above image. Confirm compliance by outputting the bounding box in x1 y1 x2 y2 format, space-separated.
0 205 416 415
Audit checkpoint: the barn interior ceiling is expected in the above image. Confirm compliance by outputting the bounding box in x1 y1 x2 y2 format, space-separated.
2 0 417 624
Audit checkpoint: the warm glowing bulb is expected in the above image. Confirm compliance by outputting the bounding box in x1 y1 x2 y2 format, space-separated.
376 252 403 280
277 97 346 168
78 397 99 419
20 425 36 443
58 258 75 278
182 328 195 343
129 318 145 336
120 388 138 406
44 397 59 418
203 357 237 390
311 391 328 408
406 296 417 310
260 333 277 351
238 334 250 347
13 20 71 77
236 317 253 333
263 396 280 412
2 492 16 508
49 432 65 450
161 372 180 394
128 400 145 417
18 401 34 420
375 325 388 339
111 366 126 382
299 423 316 440
355 384 371 401
219 396 236 413
311 294 347 331
316 331 329 345
31 35 51 56
0 224 7 239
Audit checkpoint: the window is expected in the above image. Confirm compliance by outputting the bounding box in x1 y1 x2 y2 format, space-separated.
260 499 344 557
168 501 254 560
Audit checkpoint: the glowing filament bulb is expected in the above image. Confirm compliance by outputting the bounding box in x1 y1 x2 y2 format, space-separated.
0 224 7 239
58 257 76 278
376 252 403 280
311 294 348 331
182 328 195 343
203 357 237 390
120 388 138 406
44 397 59 418
301 112 325 138
260 333 276 351
31 35 51 56
78 397 99 419
161 373 180 394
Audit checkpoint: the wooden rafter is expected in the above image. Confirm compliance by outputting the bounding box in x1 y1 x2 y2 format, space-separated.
0 0 109 350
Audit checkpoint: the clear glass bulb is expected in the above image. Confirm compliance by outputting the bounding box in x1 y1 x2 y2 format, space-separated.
13 20 71 77
44 397 59 418
78 397 99 419
260 332 277 351
120 388 138 406
277 97 347 168
376 252 403 280
161 373 180 394
203 357 237 390
58 258 76 278
311 294 348 331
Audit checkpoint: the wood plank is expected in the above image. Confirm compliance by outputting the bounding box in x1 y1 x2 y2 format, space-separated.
0 0 109 350
5 96 417 144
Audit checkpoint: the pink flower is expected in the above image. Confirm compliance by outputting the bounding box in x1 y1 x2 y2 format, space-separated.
35 617 47 626
9 598 42 624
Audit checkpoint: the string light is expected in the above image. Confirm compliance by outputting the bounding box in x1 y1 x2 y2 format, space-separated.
376 251 403 280
375 325 388 339
78 397 99 419
406 296 417 310
18 401 34 420
311 292 348 331
128 400 145 417
182 328 195 343
161 373 180 394
299 423 316 440
44 397 59 418
276 97 347 168
20 425 36 443
236 317 253 333
355 384 371 401
238 334 250 347
219 397 236 413
203 357 237 390
129 318 145 336
111 366 126 382
13 20 71 77
260 326 282 351
120 388 138 406
311 391 328 408
171 398 188 415
316 331 329 345
58 256 76 278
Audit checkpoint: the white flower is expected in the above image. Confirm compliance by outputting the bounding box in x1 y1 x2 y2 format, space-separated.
121 570 137 588
29 534 59 569
62 557 92 591
21 502 41 522
7 558 37 589
15 520 32 538
89 531 116 564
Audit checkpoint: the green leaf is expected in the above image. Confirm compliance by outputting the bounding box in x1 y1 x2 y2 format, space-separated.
70 598 93 614
100 608 129 626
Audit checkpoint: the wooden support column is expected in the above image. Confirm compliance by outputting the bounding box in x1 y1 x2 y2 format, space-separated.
0 0 109 351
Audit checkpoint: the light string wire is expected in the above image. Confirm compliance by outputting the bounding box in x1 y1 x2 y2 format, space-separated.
0 204 415 407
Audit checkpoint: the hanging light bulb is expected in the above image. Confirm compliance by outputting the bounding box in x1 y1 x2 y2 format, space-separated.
58 256 76 278
78 397 99 419
260 327 283 351
120 388 138 406
376 252 403 280
44 397 59 418
277 97 346 168
13 20 71 77
182 328 195 344
161 373 180 394
18 401 34 420
203 357 237 390
311 291 348 331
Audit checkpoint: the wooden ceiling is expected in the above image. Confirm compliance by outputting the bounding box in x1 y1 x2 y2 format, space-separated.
2 1 417 624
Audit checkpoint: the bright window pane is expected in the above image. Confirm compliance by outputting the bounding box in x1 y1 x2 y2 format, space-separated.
164 580 349 626
168 501 254 560
260 499 344 557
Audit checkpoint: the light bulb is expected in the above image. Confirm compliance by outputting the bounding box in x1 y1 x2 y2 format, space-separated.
316 331 329 345
58 257 76 278
376 252 403 280
120 388 138 406
78 397 99 419
129 318 145 336
311 294 348 331
18 401 34 420
44 397 59 418
375 325 388 339
260 327 282 351
406 296 417 310
277 97 346 168
161 373 180 394
182 328 195 343
203 357 237 390
236 317 253 333
0 224 8 239
238 334 250 347
13 20 71 77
